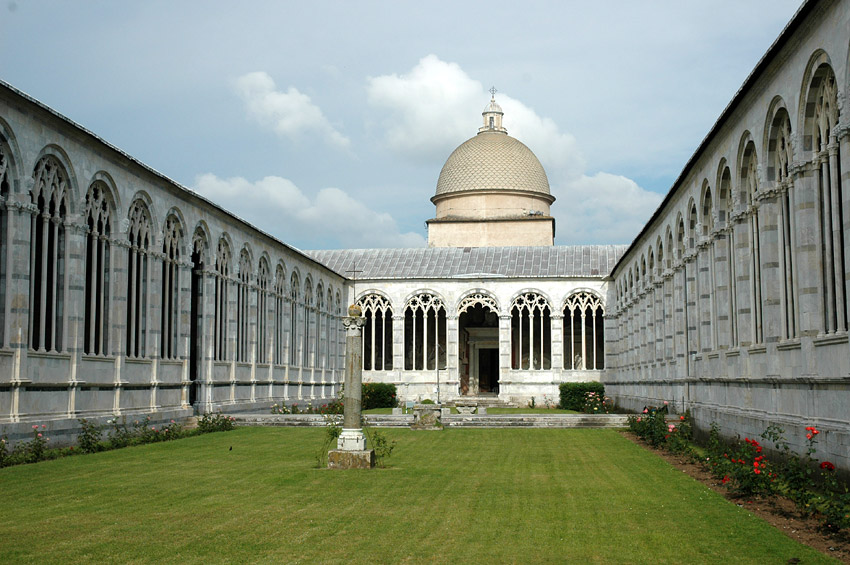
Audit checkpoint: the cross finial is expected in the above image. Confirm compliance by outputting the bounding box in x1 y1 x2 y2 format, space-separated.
489 86 497 99
345 261 363 281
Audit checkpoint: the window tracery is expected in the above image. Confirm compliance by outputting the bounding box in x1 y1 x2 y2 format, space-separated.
84 181 112 356
289 272 299 366
358 293 393 371
257 259 269 364
126 199 152 358
30 156 68 352
214 238 230 361
563 291 604 370
404 292 446 370
273 265 286 366
510 292 550 370
0 146 9 347
161 215 181 360
236 249 251 363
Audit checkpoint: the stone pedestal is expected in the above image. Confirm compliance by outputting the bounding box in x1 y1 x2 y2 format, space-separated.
328 449 376 469
412 404 443 429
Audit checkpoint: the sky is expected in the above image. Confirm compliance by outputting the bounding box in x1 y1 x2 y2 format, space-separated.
0 0 803 250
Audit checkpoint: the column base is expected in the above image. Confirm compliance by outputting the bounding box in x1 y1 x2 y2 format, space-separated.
337 428 367 451
327 449 376 469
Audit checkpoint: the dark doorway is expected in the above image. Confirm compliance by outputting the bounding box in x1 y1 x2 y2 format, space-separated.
458 303 499 395
189 249 203 407
478 348 499 393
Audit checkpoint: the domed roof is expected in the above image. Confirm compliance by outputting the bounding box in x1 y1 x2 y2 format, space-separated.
435 131 551 197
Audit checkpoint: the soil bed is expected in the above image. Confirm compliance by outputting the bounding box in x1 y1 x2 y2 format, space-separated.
621 431 850 563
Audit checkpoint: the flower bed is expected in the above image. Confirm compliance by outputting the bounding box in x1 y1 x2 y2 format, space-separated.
628 404 850 533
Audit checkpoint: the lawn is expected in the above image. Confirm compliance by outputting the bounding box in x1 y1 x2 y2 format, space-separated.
0 428 833 564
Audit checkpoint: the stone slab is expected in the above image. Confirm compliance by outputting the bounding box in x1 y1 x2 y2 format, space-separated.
328 449 376 469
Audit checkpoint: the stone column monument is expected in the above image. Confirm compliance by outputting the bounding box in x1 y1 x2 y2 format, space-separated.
328 304 376 469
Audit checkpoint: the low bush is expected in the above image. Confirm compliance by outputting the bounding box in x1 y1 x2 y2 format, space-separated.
77 418 103 453
558 382 604 411
1 413 236 469
197 412 236 433
362 383 397 409
631 405 850 533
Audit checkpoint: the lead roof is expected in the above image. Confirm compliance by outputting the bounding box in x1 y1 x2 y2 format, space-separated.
306 245 627 280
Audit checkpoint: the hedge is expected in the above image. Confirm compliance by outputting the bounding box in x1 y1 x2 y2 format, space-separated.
558 382 605 411
362 383 398 410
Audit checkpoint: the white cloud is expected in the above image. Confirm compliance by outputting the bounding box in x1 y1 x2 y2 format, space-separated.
235 71 350 148
193 173 425 249
554 173 663 245
368 54 658 244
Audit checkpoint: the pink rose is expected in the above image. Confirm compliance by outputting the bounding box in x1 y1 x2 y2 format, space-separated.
37 433 42 438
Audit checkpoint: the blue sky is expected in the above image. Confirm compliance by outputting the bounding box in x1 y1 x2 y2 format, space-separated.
0 0 802 249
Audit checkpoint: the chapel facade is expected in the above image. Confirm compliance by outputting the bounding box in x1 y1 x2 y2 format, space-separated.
0 0 848 468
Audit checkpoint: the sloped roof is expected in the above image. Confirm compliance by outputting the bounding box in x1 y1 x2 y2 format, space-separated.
306 245 627 280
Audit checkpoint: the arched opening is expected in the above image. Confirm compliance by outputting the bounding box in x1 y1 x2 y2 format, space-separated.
358 293 393 371
457 294 499 395
189 231 206 407
563 292 604 370
510 292 551 370
404 293 446 371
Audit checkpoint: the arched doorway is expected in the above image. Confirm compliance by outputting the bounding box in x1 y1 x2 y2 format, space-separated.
458 295 499 396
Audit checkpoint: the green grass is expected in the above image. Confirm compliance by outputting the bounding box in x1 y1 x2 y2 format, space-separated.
363 407 394 414
0 428 833 564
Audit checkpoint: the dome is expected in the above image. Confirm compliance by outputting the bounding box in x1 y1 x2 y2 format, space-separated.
434 131 551 198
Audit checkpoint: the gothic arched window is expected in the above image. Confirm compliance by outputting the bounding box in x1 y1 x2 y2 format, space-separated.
161 215 182 360
126 199 152 358
563 292 604 370
741 141 763 343
273 264 286 366
303 280 313 368
511 292 550 370
30 156 69 352
768 108 797 339
84 181 112 356
404 292 446 371
315 283 324 369
214 238 230 361
0 145 10 347
236 249 251 363
289 272 300 366
807 64 846 333
257 258 269 364
358 293 393 371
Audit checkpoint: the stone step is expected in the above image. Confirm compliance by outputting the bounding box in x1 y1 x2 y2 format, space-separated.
227 412 627 428
447 396 518 408
443 414 629 428
227 413 414 428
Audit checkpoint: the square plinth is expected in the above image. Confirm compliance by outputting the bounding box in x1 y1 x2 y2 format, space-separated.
327 449 376 469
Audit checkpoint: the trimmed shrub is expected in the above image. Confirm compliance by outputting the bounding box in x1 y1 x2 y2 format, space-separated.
558 382 604 411
362 383 397 410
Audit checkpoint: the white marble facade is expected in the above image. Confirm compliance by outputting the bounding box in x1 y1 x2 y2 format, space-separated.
605 0 850 470
0 84 347 442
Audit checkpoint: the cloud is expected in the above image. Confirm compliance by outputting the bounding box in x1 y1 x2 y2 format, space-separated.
368 54 659 244
555 173 663 245
235 71 349 148
193 173 425 249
